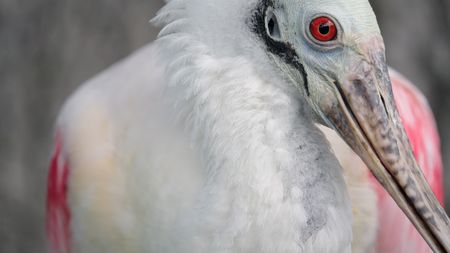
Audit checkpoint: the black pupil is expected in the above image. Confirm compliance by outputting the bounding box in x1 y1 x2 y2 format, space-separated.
318 23 330 35
268 18 275 35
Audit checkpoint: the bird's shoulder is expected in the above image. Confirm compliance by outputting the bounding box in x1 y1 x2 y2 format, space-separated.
56 43 165 154
47 43 192 252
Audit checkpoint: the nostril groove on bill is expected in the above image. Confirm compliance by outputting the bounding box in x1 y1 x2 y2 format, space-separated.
380 94 389 117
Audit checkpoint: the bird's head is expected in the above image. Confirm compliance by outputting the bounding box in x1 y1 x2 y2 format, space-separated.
247 0 450 251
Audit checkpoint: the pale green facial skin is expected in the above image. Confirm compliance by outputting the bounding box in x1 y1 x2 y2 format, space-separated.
279 0 381 91
265 0 384 105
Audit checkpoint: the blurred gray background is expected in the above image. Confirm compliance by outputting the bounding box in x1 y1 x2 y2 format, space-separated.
0 0 449 252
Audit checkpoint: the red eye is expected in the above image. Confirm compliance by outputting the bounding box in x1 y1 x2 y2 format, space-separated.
309 16 337 42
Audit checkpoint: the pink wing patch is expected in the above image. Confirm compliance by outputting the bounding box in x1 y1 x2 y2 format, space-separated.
372 71 444 253
46 132 71 253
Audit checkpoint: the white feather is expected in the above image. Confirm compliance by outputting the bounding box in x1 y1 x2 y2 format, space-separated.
50 0 390 252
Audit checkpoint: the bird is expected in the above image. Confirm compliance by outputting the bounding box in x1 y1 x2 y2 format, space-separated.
322 69 445 253
46 0 450 252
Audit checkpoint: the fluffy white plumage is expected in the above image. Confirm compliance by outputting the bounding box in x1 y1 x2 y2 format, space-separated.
52 0 394 252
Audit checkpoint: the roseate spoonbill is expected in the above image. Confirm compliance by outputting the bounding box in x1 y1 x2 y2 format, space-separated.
46 0 450 252
322 69 445 253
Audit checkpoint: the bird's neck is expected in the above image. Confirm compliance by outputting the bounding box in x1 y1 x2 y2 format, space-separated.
155 18 352 252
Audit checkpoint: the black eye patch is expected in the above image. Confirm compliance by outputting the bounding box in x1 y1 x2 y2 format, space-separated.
250 0 310 96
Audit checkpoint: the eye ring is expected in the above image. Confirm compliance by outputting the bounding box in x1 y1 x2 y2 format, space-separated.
309 16 338 43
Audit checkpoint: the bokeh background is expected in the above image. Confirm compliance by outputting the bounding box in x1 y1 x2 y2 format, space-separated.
0 0 449 252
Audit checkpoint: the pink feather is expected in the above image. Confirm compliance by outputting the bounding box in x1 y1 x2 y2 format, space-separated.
46 132 71 253
370 70 444 253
